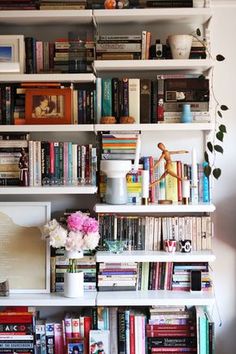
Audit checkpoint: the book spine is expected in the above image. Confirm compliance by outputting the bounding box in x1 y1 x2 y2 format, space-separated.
96 78 102 123
140 79 151 123
122 78 129 117
118 310 126 354
102 79 112 117
128 78 140 124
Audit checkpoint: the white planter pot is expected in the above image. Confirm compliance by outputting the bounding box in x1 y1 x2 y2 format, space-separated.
65 250 84 259
64 272 84 298
168 35 192 59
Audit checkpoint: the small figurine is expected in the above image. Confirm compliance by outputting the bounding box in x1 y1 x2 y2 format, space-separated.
19 148 29 186
151 142 188 186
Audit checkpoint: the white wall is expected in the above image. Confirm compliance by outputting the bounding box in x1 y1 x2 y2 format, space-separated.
211 4 236 354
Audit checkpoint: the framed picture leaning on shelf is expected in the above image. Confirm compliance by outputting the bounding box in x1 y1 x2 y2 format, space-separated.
0 35 25 73
25 88 72 125
0 202 51 294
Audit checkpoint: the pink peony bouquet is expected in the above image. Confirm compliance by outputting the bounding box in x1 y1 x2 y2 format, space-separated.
41 211 100 253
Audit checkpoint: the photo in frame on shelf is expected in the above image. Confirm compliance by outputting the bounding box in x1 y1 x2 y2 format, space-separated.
25 88 72 125
0 35 25 73
0 202 51 294
67 338 85 354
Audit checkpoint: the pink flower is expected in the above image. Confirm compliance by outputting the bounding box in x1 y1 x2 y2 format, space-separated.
65 231 84 252
67 211 87 232
82 217 99 234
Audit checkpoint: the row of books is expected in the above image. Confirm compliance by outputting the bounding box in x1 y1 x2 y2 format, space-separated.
25 36 95 74
0 82 96 125
96 76 210 125
97 262 212 292
0 137 97 186
98 214 213 252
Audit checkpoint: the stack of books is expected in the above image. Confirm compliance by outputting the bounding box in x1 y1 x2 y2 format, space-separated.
98 262 138 291
172 262 212 292
147 306 197 354
0 308 35 353
50 249 97 293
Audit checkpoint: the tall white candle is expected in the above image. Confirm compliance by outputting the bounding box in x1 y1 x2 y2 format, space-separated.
191 148 199 204
133 134 141 172
182 178 190 204
142 170 150 199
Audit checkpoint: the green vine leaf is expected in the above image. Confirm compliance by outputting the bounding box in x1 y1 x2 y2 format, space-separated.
207 142 213 153
196 28 201 36
216 131 224 142
216 54 225 61
214 145 224 153
219 124 227 133
221 105 228 111
217 110 222 118
213 168 221 179
204 151 209 163
204 165 212 177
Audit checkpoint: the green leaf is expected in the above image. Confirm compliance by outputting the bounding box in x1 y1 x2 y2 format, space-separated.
221 105 229 111
214 145 224 153
217 110 222 118
216 131 224 142
207 142 213 153
196 28 201 36
219 124 227 133
213 168 221 179
216 54 225 61
204 151 209 163
204 165 212 177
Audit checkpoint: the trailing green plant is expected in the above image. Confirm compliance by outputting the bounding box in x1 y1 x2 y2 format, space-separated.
191 28 228 180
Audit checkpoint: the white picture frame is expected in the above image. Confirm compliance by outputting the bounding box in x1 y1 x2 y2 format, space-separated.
0 35 25 73
0 202 51 294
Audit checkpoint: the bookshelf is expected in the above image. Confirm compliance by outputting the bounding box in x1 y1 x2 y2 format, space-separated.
0 6 217 351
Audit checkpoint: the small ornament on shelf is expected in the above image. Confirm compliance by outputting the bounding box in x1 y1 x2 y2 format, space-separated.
0 279 9 297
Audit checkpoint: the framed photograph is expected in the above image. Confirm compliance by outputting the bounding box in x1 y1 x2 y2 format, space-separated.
0 35 25 73
0 202 51 293
25 88 72 125
89 330 110 354
67 338 84 354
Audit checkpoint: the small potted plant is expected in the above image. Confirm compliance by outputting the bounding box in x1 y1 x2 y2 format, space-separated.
41 211 100 298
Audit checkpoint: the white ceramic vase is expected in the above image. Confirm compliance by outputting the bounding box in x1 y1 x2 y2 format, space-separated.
168 35 192 59
64 271 84 298
65 249 84 259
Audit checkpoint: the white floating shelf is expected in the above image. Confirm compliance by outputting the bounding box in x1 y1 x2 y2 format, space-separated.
93 8 212 25
94 59 213 72
0 124 94 132
96 250 216 263
96 290 215 306
0 292 96 307
0 10 93 25
0 185 97 195
94 203 216 213
0 73 95 83
95 123 213 132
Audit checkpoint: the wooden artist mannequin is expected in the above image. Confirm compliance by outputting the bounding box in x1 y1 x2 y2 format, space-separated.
151 142 188 187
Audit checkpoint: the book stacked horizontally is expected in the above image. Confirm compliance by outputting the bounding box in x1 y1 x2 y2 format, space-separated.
0 308 35 353
98 262 138 291
0 133 29 186
39 0 87 9
147 306 197 354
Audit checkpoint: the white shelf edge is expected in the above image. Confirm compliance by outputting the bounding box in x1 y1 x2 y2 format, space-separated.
0 73 95 83
96 290 215 306
95 123 213 132
0 186 97 195
0 124 94 132
0 292 96 307
93 8 213 24
94 59 214 72
96 250 216 263
94 203 216 213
